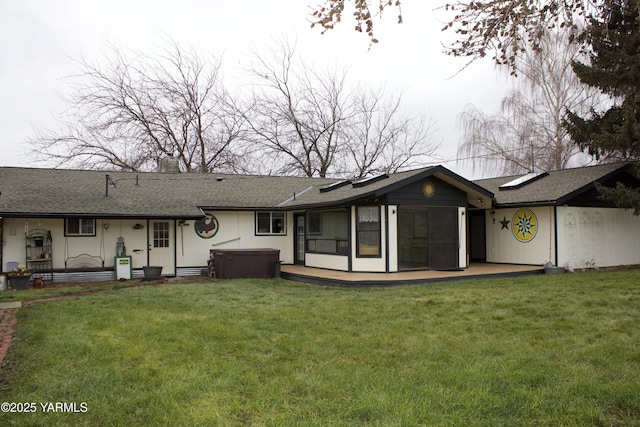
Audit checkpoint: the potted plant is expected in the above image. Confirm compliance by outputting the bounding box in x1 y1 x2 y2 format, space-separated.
8 264 32 290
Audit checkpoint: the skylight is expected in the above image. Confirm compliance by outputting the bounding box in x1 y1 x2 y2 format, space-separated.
499 172 548 190
352 173 389 188
319 179 351 193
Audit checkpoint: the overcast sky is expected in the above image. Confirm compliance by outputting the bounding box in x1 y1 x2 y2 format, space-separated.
0 0 507 178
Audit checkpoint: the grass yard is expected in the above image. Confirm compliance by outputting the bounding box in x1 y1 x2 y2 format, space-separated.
0 270 639 426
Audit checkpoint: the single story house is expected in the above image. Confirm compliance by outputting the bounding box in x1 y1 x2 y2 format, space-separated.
0 160 637 283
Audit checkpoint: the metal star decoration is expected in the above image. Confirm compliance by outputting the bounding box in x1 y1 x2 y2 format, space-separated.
500 216 510 230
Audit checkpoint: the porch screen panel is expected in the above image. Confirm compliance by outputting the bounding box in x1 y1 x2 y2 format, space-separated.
397 207 459 270
397 208 428 269
428 208 458 270
306 210 348 255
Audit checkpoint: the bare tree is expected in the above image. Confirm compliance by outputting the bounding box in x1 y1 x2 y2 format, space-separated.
28 36 437 177
457 29 604 176
242 40 354 177
244 39 438 178
342 88 439 179
28 39 250 173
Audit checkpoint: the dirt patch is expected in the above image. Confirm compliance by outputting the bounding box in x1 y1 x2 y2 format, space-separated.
0 308 19 366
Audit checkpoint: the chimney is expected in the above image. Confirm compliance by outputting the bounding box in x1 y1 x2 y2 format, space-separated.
158 156 180 173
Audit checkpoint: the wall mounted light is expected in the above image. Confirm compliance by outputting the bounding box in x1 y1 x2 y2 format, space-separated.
476 198 486 206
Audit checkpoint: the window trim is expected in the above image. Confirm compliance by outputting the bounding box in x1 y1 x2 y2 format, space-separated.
64 218 96 237
356 206 381 258
255 211 287 236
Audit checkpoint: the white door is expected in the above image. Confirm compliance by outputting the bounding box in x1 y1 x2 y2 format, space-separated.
148 220 175 275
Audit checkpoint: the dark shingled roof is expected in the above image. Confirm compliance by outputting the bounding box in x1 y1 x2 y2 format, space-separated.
474 162 633 207
0 165 493 218
0 167 333 218
280 165 493 209
6 163 626 218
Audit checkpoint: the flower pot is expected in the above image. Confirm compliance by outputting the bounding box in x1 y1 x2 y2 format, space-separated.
9 275 31 290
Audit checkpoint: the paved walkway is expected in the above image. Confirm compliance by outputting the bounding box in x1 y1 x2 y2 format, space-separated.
281 263 544 286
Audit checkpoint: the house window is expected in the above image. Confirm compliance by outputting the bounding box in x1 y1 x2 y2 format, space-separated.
357 206 381 257
153 221 170 248
65 218 96 236
306 209 348 255
256 212 286 235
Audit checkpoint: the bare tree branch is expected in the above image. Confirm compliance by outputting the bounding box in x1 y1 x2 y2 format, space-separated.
243 40 356 177
308 0 598 72
28 38 250 173
309 0 403 45
244 38 438 178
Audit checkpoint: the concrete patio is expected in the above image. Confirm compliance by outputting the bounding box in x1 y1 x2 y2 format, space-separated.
280 263 545 287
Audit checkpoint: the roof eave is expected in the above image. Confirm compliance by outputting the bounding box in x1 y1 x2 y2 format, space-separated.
555 163 632 206
0 212 206 220
280 191 378 210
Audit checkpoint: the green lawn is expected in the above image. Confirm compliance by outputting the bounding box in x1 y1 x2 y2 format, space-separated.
1 270 639 426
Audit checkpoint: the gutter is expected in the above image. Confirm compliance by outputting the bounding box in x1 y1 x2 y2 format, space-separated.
492 200 560 209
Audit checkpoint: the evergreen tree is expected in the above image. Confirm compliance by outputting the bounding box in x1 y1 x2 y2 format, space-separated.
565 0 640 214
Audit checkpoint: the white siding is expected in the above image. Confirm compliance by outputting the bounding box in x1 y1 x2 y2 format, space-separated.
3 212 295 275
486 207 556 266
459 207 467 268
176 211 294 267
557 206 640 269
387 205 399 272
2 218 151 271
305 253 349 271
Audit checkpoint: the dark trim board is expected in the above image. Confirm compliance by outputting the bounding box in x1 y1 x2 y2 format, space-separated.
281 268 544 288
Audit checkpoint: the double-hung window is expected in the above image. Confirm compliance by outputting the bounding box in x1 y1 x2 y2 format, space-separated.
357 206 381 257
